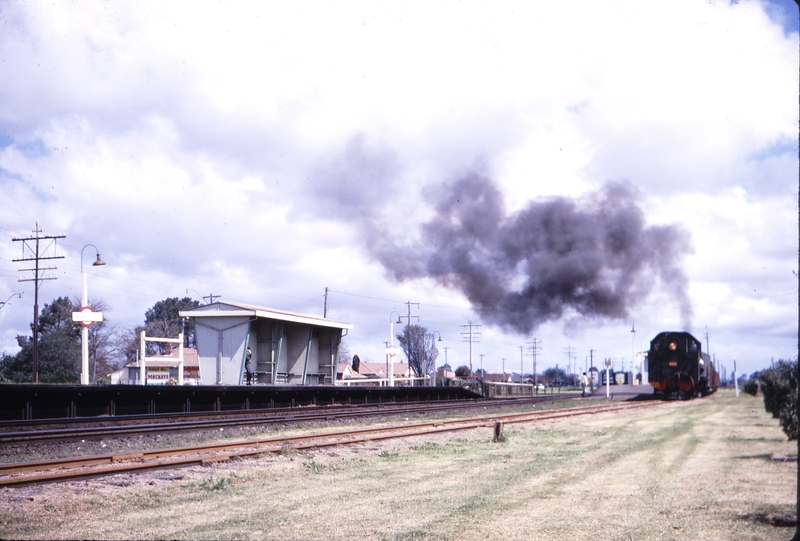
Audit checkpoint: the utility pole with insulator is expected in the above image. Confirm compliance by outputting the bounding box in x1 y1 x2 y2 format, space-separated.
13 222 65 384
527 338 541 385
397 301 419 381
460 321 481 377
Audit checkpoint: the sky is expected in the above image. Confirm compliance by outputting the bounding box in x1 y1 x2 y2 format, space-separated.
0 0 797 381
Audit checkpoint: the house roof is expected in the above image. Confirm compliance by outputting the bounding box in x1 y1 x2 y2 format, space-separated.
178 301 353 330
358 361 409 377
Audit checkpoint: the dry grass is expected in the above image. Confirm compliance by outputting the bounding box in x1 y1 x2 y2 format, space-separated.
0 389 795 540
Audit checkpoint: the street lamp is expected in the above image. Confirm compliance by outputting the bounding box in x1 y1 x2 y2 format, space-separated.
0 293 22 312
388 311 402 387
76 244 106 385
631 323 636 385
430 331 443 386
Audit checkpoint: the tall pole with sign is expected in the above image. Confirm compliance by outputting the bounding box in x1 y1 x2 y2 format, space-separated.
72 245 105 385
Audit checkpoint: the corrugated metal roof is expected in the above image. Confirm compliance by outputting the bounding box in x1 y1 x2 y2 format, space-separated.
178 301 353 330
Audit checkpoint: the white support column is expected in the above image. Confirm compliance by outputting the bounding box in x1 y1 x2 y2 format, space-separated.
81 273 88 385
178 332 184 386
139 330 146 386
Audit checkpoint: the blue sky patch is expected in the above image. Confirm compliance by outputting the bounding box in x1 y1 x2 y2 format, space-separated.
762 0 799 36
747 137 798 162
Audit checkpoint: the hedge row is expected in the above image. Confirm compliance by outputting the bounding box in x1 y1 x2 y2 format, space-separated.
758 360 797 441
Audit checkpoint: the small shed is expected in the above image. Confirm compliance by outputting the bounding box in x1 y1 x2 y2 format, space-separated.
179 301 353 386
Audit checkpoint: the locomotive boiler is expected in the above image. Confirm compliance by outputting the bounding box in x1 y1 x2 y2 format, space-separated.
648 331 719 399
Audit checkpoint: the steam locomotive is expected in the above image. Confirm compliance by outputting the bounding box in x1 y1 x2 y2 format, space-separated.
648 331 719 399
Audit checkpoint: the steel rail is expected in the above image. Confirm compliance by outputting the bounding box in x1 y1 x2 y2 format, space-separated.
0 401 659 487
0 396 572 445
0 394 574 432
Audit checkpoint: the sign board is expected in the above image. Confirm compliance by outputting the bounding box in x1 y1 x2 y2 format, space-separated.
72 306 103 328
146 366 171 385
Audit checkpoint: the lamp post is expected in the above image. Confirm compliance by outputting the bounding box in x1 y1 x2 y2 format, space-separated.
631 323 636 385
76 245 105 385
0 293 22 313
431 331 443 386
388 311 402 387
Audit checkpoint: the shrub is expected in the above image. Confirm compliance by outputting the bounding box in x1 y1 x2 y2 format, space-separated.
759 360 797 441
743 379 759 396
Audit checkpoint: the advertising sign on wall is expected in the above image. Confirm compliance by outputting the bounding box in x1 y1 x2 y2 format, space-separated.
146 366 171 385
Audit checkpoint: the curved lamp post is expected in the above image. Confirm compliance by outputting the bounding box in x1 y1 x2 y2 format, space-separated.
430 331 443 386
0 293 22 312
388 311 402 387
76 244 106 385
630 323 636 385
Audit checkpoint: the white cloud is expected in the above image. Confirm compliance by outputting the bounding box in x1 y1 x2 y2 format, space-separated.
0 0 796 377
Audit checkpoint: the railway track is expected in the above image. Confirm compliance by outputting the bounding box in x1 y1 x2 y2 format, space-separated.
0 395 573 445
0 400 660 487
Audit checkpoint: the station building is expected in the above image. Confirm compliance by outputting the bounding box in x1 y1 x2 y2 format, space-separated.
179 301 353 386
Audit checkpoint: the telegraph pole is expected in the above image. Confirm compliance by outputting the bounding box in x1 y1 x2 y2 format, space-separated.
460 321 481 376
398 301 420 381
527 338 541 385
563 345 576 386
13 223 65 384
202 293 221 304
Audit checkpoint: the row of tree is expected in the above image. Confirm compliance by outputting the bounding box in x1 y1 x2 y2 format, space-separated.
744 360 797 441
0 296 200 384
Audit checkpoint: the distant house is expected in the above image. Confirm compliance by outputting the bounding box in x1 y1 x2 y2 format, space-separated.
481 373 510 383
337 360 412 385
437 366 456 380
111 347 201 385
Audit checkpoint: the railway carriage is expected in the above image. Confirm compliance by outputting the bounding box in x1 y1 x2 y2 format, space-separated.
648 331 719 399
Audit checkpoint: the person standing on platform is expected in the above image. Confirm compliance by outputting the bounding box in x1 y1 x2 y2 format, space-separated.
245 347 253 385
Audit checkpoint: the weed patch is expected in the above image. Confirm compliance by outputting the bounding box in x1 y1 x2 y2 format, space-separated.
195 472 239 492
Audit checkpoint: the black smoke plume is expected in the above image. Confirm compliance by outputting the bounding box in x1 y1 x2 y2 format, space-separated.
313 140 692 334
369 172 693 334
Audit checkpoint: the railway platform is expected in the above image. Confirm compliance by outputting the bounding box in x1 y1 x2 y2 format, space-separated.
588 384 655 400
0 383 481 421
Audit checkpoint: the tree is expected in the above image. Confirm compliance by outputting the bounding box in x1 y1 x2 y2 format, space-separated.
143 297 201 353
544 366 567 386
454 365 470 377
0 297 81 383
110 297 202 369
338 341 351 366
396 324 439 381
759 360 797 441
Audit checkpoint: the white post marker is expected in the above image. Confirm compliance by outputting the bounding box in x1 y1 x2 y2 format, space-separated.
605 358 612 399
387 344 397 387
72 295 103 385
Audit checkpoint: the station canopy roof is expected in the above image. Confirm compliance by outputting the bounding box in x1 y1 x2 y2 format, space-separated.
179 301 353 330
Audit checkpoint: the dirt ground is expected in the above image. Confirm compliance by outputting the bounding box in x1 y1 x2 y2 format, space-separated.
0 389 796 540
